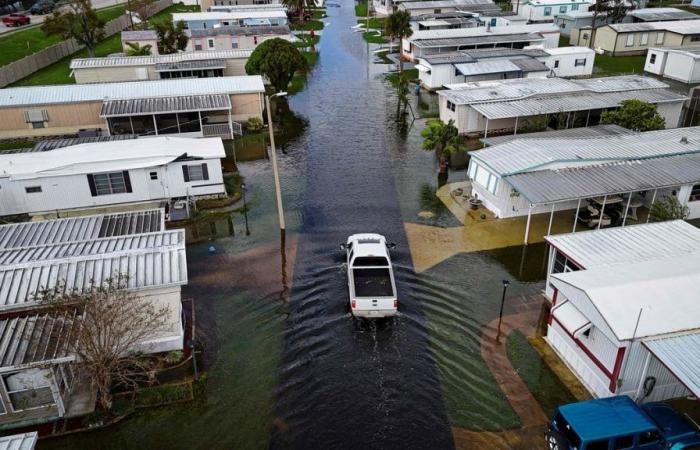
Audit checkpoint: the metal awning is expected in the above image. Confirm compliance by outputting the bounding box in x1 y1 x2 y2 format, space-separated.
455 60 521 76
504 152 700 205
552 300 591 339
154 59 226 72
100 94 232 117
643 332 700 398
471 89 686 120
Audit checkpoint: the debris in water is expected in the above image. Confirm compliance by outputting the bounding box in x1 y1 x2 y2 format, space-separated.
418 211 435 218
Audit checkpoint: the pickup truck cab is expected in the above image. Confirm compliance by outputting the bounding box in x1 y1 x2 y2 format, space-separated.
545 396 700 450
341 233 397 318
2 13 30 26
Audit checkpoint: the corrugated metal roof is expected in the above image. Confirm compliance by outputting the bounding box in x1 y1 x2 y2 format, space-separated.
101 94 231 117
510 57 549 72
70 50 251 69
0 246 187 310
0 432 38 450
471 88 686 119
608 20 700 33
32 135 138 152
189 24 291 37
649 45 700 56
401 0 496 9
154 58 226 71
504 152 700 204
0 230 184 266
172 10 286 20
0 210 164 250
455 59 522 75
545 220 700 268
410 22 559 40
644 332 700 398
0 311 80 369
552 253 700 340
628 7 698 21
471 126 700 175
0 76 264 108
415 32 544 47
482 124 632 146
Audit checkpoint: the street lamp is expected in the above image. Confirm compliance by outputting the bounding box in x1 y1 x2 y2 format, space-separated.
496 279 510 343
265 92 287 237
240 182 250 236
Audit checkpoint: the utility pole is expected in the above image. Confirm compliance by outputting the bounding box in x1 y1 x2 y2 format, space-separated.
265 93 287 236
496 280 510 342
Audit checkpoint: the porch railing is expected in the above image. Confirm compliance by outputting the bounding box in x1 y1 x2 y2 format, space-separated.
202 123 233 138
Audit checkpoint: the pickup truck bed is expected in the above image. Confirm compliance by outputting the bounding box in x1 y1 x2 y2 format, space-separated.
352 268 394 297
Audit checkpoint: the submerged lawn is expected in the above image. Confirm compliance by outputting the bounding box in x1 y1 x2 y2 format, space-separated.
593 54 646 76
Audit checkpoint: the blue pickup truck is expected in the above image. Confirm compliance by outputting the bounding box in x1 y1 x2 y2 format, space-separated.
545 396 700 450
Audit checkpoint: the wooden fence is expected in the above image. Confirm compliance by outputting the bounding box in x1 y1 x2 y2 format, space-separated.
0 0 172 87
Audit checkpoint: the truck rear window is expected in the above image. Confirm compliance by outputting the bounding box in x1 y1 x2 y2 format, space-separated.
555 413 581 448
354 257 389 267
353 268 394 297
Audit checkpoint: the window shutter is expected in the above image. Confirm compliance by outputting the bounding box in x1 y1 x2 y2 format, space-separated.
87 174 97 197
182 165 190 182
201 163 209 181
24 111 30 123
122 171 132 193
42 110 49 122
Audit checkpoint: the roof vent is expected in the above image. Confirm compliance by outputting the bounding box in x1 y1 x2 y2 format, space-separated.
681 136 689 144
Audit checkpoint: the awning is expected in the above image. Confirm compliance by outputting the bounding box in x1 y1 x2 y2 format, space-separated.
100 94 232 117
552 300 591 339
455 60 521 76
154 59 226 72
643 332 700 398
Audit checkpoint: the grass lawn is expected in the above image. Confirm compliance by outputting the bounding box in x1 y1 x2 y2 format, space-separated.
357 16 385 29
12 34 122 86
363 30 388 44
559 35 570 47
0 4 125 67
593 54 646 76
148 3 200 24
0 141 33 151
355 2 367 16
386 68 419 85
506 330 577 417
294 34 321 47
289 19 324 31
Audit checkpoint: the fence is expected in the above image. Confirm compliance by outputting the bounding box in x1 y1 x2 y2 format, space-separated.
0 0 172 87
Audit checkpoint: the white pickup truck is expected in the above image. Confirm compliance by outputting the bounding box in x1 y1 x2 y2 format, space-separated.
341 233 398 318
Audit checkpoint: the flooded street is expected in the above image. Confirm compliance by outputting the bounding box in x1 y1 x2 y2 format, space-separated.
40 1 563 449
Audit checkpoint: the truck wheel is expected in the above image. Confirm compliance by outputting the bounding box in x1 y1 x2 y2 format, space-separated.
544 430 566 450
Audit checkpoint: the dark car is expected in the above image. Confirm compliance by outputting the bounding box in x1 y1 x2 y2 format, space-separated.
546 396 700 450
2 13 30 26
29 0 53 14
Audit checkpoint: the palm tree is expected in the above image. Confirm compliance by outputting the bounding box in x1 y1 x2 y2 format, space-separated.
124 42 152 56
282 0 305 20
384 10 412 72
421 119 463 176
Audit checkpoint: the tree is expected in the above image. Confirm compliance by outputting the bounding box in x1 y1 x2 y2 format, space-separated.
421 119 464 176
41 0 106 58
125 42 153 56
154 19 188 55
245 38 308 92
600 99 666 131
649 195 689 222
384 10 412 72
282 0 305 20
40 278 172 409
587 0 637 47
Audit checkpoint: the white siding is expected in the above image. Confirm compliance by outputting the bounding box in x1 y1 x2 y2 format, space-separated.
644 49 667 75
618 341 691 402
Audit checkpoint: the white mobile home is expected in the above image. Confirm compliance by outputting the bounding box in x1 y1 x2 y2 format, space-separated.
0 137 227 218
402 23 561 61
554 11 608 36
544 222 700 402
398 0 500 17
172 9 288 29
644 46 700 83
374 0 496 17
513 0 594 23
439 75 684 136
466 127 700 234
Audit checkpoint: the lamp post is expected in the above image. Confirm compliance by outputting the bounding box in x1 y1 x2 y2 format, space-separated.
496 279 510 343
240 183 250 236
265 92 287 237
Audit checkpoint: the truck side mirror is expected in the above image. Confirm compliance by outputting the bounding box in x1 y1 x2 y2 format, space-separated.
387 243 396 249
339 244 347 250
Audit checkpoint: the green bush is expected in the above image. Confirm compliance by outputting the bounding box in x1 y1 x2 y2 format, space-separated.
247 117 264 131
164 350 183 364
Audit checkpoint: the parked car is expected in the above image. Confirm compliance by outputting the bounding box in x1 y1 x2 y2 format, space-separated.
545 396 700 450
2 13 30 26
29 0 53 14
340 233 398 318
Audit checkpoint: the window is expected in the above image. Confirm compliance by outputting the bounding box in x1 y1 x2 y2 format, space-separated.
544 6 552 16
587 440 610 450
354 256 389 266
3 370 55 412
195 43 202 51
231 39 238 49
639 431 661 446
614 435 634 449
490 18 497 26
574 58 586 67
650 53 657 64
626 33 635 47
150 171 158 180
208 39 214 48
571 3 578 10
24 109 48 129
87 171 132 196
640 32 648 46
692 34 700 42
25 186 42 193
182 163 209 182
554 413 581 449
552 251 581 274
446 100 456 112
434 8 441 13
690 184 700 201
554 59 560 68
656 32 664 44
31 121 45 129
559 5 567 13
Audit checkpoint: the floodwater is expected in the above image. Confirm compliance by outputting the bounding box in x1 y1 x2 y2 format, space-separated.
40 1 559 449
